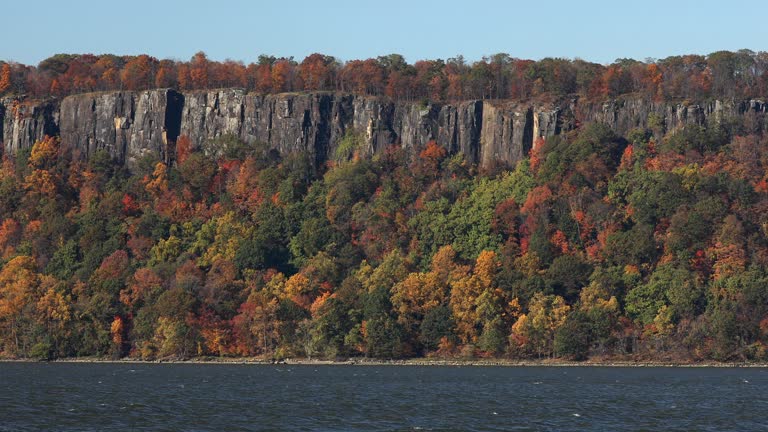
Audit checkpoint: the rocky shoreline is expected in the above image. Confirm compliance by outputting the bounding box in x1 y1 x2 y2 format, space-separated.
2 356 766 368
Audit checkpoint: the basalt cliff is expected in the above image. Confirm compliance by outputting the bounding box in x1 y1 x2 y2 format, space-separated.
1 89 767 168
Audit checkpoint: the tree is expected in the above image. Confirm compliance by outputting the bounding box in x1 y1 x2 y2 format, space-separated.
29 136 60 170
178 152 216 196
121 55 156 90
419 305 456 352
299 53 333 91
120 268 163 311
110 315 125 357
155 61 177 88
545 255 593 302
0 218 21 259
232 290 279 356
709 215 747 281
0 256 41 356
175 135 192 164
304 295 354 358
391 246 461 333
190 52 210 89
0 63 11 94
449 250 502 346
511 292 570 358
554 310 592 360
364 315 408 358
625 264 702 330
271 59 292 92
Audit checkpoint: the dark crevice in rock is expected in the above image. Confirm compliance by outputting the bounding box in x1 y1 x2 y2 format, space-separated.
470 100 483 164
43 104 59 141
239 103 245 136
554 108 564 136
522 107 534 156
314 94 332 168
164 90 184 164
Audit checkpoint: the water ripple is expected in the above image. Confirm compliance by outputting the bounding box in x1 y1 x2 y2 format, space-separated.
0 364 767 431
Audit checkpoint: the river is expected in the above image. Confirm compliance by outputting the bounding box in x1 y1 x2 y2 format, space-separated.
1 363 766 431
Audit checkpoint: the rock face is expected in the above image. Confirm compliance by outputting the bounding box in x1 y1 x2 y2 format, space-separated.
1 98 59 156
57 90 178 164
2 90 767 169
574 98 768 136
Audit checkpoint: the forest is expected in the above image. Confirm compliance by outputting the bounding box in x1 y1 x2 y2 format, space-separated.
1 49 768 102
1 50 768 362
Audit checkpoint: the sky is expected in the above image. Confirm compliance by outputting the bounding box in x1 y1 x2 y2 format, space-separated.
2 0 767 66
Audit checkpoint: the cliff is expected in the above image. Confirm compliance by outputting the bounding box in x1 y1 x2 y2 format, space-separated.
2 90 767 168
0 98 59 156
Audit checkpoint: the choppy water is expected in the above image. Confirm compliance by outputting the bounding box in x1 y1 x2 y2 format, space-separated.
0 363 766 431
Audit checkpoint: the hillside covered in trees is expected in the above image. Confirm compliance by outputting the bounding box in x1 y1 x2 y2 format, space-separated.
1 50 768 362
2 49 768 102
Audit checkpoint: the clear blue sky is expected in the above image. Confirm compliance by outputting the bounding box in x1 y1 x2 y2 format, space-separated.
3 0 766 66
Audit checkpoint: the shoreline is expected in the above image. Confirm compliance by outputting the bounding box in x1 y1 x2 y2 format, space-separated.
1 357 767 368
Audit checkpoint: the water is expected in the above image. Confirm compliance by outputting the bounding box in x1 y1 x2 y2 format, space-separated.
0 363 766 431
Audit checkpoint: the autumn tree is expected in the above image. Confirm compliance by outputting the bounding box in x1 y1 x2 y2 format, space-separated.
0 256 43 356
232 290 280 356
391 245 463 347
189 51 210 89
121 55 156 90
155 60 177 88
0 63 12 94
271 59 293 93
300 53 334 91
449 250 505 352
510 292 570 358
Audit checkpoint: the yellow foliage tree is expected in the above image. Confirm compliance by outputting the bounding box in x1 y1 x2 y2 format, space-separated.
579 282 619 313
0 256 41 355
24 169 58 198
284 273 312 309
430 245 468 283
110 316 124 346
29 136 60 169
392 272 445 328
391 245 464 328
449 250 501 344
36 284 72 335
145 162 169 197
511 292 570 357
197 212 253 267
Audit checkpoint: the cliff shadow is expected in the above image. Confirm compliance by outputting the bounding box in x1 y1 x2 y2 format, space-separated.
43 102 60 139
522 107 534 156
164 90 185 164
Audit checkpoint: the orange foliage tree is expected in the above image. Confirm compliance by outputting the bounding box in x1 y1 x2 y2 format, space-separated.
0 63 11 94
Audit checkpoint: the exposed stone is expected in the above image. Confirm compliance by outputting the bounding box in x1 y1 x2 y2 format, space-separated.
55 90 174 164
180 89 245 151
1 98 58 157
2 91 767 169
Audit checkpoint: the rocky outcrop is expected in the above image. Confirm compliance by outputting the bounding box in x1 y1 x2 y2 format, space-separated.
57 90 178 164
1 91 766 169
574 98 768 136
1 98 58 156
